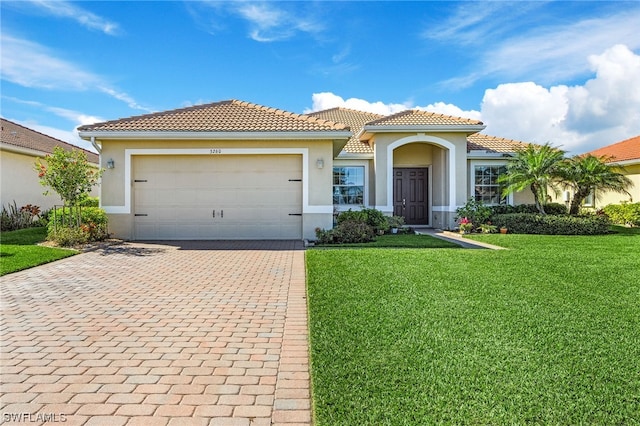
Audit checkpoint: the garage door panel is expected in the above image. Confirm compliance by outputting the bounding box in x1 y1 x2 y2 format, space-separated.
133 155 302 240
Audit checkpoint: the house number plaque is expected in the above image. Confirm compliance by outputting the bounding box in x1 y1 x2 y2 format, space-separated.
209 149 222 154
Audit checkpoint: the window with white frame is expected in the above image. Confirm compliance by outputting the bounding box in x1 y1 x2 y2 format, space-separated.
333 166 364 205
474 165 508 205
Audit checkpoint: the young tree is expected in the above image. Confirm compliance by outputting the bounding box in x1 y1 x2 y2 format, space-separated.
499 143 565 214
35 147 102 226
558 154 632 215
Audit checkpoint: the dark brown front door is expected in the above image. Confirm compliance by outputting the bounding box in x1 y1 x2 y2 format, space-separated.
393 168 429 225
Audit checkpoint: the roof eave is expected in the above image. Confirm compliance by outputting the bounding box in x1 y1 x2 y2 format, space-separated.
362 124 486 134
78 130 352 141
607 158 640 166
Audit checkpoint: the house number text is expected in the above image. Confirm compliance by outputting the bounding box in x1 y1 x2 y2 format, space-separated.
209 148 222 154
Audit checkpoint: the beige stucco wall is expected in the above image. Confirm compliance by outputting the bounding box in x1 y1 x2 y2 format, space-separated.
1 148 99 212
98 138 336 240
594 164 639 208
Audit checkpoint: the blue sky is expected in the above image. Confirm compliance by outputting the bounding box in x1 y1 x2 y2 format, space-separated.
1 1 639 154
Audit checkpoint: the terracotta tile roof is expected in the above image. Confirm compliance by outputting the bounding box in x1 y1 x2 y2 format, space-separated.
78 100 349 133
1 118 99 163
467 133 529 154
307 107 383 154
586 135 640 163
366 109 483 127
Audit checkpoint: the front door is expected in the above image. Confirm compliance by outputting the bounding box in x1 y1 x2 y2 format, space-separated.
393 168 429 225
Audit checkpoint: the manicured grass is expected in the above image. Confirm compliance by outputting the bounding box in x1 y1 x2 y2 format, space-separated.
0 227 77 276
314 233 460 249
307 229 640 424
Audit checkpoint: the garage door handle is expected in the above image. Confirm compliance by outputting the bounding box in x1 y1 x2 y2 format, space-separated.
212 209 215 218
221 210 223 218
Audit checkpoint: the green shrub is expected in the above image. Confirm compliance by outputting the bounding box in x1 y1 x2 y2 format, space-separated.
603 202 640 227
490 203 567 216
455 199 492 230
490 213 610 235
47 206 108 245
386 215 405 230
315 220 376 244
337 208 389 233
334 220 375 243
52 226 89 246
77 196 100 207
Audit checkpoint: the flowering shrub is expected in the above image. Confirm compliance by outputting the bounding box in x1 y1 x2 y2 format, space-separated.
458 217 474 233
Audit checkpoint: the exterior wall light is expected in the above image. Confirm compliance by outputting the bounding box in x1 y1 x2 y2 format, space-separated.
106 158 115 169
316 158 324 169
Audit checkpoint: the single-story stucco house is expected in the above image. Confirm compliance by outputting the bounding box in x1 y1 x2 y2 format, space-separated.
1 118 99 212
583 135 639 208
78 99 535 241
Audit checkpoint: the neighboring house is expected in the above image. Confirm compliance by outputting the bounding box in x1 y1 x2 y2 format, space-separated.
78 99 533 241
583 135 640 208
1 118 99 212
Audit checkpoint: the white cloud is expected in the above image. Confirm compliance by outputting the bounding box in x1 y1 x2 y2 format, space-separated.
0 34 150 112
0 35 99 90
304 92 481 121
192 1 323 42
433 6 640 88
307 45 640 155
21 0 120 35
480 45 640 154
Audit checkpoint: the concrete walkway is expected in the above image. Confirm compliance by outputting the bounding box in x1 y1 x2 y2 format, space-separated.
415 228 507 250
1 241 310 426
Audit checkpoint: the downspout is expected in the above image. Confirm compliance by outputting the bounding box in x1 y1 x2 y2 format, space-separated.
90 136 101 154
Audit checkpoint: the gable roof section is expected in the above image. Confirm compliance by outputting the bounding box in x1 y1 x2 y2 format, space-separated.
307 107 383 154
467 133 529 154
78 100 350 135
586 135 640 163
366 109 483 127
1 118 99 163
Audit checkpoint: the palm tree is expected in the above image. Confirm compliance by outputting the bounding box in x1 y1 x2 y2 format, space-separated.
499 143 565 214
558 154 632 215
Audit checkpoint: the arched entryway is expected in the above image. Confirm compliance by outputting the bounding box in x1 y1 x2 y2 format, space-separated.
386 135 457 227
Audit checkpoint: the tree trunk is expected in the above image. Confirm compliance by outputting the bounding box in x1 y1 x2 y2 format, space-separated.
569 188 588 215
531 183 546 214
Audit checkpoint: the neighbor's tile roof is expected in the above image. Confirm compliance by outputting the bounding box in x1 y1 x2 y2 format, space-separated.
366 109 483 127
586 135 640 163
78 100 350 133
1 118 99 163
467 133 529 154
307 107 383 154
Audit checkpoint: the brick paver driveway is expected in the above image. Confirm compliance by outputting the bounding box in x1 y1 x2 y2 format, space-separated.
1 241 310 426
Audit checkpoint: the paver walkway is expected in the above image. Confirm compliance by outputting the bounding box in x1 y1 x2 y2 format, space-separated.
1 241 311 426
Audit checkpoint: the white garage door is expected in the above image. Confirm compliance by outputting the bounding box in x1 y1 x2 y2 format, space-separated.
133 155 302 240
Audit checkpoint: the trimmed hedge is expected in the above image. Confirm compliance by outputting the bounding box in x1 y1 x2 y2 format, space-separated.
490 213 610 235
490 203 567 216
603 203 640 227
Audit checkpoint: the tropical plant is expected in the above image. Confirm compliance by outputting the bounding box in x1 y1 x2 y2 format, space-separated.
557 155 632 215
34 147 102 227
499 143 565 214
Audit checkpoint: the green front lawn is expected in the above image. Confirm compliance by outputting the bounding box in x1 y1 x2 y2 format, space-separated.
307 227 640 424
0 227 77 276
